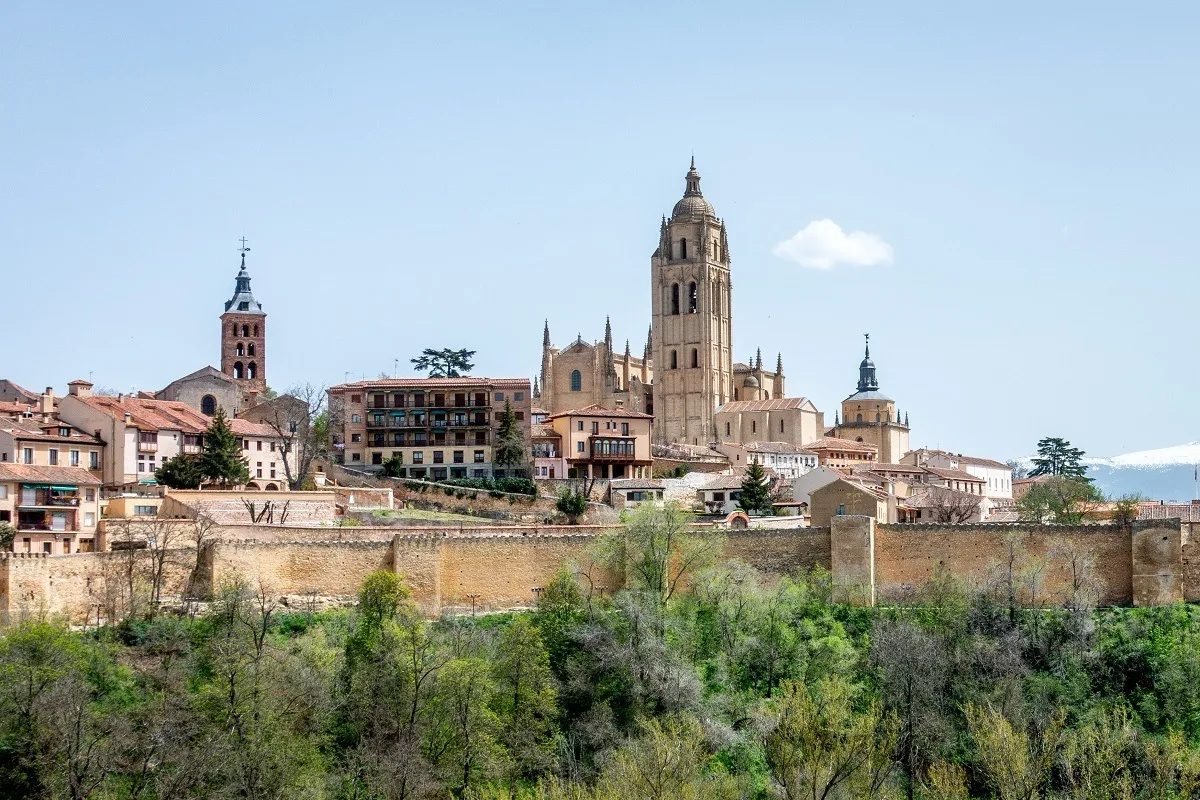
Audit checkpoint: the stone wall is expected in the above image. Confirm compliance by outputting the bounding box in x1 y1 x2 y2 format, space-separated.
162 490 340 525
723 527 831 580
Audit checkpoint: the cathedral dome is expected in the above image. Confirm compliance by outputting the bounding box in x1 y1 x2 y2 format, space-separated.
742 375 760 388
671 157 715 220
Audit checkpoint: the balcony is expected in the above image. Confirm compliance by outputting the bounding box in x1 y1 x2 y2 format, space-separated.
587 436 639 462
182 444 201 454
138 441 158 453
367 398 492 410
19 495 80 508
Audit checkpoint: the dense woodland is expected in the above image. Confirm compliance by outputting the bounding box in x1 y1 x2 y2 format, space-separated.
5 504 1200 799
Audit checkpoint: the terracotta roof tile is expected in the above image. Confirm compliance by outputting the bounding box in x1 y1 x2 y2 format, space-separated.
531 423 560 440
802 436 879 454
921 465 986 483
331 378 531 390
715 397 814 413
611 478 664 490
227 418 278 438
0 464 101 485
0 417 103 445
78 395 212 434
548 404 652 420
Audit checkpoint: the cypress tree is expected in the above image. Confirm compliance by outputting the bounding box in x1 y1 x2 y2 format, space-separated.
494 400 527 474
200 407 250 488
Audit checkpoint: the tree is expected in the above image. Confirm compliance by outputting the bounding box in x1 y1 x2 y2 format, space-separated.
491 616 558 789
0 521 15 550
199 407 250 488
154 454 205 489
556 487 589 523
382 452 406 478
493 400 527 475
411 348 476 378
424 658 504 793
1029 437 1090 481
598 502 722 608
965 703 1064 800
920 487 983 524
1110 492 1147 527
1006 460 1030 480
1017 476 1103 524
252 384 334 490
737 461 773 516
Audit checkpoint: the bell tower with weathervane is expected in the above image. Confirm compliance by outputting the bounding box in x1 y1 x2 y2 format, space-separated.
220 238 267 404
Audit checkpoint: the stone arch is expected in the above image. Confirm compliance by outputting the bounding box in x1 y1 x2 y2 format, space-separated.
248 343 255 357
236 342 245 357
233 362 244 380
241 324 250 337
265 483 279 491
247 362 258 380
200 395 217 415
670 284 680 315
570 370 582 391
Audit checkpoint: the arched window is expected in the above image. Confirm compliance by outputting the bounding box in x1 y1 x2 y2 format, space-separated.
670 284 680 315
570 370 582 391
241 324 249 337
233 362 244 380
248 343 255 357
253 324 259 337
780 419 785 433
688 282 698 313
230 323 237 336
875 413 881 422
247 362 257 380
236 343 245 357
670 350 678 369
856 413 862 422
201 395 217 415
690 349 698 368
680 238 687 259
856 437 864 443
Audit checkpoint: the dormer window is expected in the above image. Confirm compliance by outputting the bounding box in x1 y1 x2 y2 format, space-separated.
58 427 70 438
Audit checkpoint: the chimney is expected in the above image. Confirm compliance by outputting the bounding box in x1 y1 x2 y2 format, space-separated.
68 380 93 398
123 412 132 425
40 387 54 418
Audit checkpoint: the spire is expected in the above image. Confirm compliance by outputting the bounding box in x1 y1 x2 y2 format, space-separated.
543 319 550 348
224 244 264 315
645 325 653 358
755 347 762 371
684 157 702 196
532 376 540 398
835 410 840 426
856 333 879 392
776 352 783 376
604 316 613 350
624 339 631 359
905 412 909 427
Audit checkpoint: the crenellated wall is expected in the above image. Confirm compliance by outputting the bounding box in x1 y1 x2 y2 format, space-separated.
3 517 1196 622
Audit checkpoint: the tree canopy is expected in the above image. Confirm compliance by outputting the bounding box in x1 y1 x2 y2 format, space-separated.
493 399 526 473
1029 436 1090 481
199 407 250 488
411 347 476 378
737 460 773 515
154 454 205 489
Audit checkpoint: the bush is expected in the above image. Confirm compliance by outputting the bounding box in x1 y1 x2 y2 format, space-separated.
556 487 588 522
439 477 537 496
0 521 15 549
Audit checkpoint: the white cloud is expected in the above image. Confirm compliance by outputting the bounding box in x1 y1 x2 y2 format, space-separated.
772 219 894 270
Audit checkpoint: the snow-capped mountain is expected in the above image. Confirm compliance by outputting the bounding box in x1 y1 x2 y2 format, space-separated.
1071 444 1200 501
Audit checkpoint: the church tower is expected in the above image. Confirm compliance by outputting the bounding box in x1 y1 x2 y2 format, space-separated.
832 334 910 463
650 158 733 444
220 247 267 402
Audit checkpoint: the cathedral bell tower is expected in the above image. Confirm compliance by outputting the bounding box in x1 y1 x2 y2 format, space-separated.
220 244 267 403
650 158 733 445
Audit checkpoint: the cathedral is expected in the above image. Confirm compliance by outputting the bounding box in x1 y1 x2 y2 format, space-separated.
538 159 786 445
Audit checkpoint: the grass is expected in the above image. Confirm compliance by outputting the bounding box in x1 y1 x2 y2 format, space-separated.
374 508 507 524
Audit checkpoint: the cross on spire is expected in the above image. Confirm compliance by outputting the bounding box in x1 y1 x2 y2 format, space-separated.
238 237 251 268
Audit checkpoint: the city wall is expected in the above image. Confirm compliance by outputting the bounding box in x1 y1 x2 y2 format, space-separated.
1 517 1194 622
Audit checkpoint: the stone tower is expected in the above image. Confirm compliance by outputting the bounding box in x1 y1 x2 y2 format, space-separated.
650 158 733 444
220 250 267 402
832 334 910 463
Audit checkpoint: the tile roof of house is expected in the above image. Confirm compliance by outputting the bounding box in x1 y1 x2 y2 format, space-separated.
921 465 986 483
165 365 238 388
0 417 103 445
0 463 101 485
548 404 653 420
856 462 927 474
700 474 748 491
734 441 817 454
331 377 530 390
227 418 278 438
908 448 1010 470
0 379 38 402
0 401 35 416
715 397 814 413
610 478 664 490
531 423 560 440
77 395 212 434
802 436 879 454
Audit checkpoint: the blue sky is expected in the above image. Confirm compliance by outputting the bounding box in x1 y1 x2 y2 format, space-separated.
3 2 1197 460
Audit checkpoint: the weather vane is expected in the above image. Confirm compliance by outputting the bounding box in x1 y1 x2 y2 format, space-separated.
238 236 251 268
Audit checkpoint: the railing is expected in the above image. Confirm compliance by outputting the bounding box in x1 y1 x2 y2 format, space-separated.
138 441 158 452
18 496 79 508
367 399 492 410
182 444 201 454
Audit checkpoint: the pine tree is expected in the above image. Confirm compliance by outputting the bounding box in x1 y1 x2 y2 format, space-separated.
493 400 526 474
1029 437 1090 481
154 454 205 489
738 460 773 516
200 407 250 488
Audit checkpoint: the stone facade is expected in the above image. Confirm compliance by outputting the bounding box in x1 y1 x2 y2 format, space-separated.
220 252 267 402
158 366 242 417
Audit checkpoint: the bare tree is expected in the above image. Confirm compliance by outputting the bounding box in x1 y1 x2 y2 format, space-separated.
141 517 190 613
919 488 983 524
250 383 335 490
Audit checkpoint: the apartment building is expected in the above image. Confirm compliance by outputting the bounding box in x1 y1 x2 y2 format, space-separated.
328 378 532 479
0 414 104 479
0 463 102 554
58 383 211 489
229 418 298 490
714 441 818 480
547 404 653 479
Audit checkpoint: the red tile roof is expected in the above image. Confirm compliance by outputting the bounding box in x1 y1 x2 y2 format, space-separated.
0 417 102 445
227 418 278 438
716 397 814 413
0 401 35 416
77 395 212 434
908 448 1010 470
0 463 101 486
531 423 560 440
802 437 879 454
548 404 653 420
921 465 986 483
1138 502 1200 523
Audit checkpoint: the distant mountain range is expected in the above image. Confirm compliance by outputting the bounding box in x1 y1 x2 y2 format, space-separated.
1022 443 1200 501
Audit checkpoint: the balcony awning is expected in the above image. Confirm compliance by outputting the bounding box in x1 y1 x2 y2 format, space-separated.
390 410 405 416
50 486 78 492
138 478 158 485
21 483 53 489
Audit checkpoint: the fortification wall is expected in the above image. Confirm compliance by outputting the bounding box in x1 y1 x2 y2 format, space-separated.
874 523 1134 605
163 490 339 525
724 527 831 580
1184 541 1200 603
210 540 393 599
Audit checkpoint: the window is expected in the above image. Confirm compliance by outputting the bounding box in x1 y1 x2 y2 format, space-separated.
516 412 524 420
247 362 257 380
433 451 444 464
372 452 383 465
253 324 259 336
688 282 698 313
351 433 361 443
856 414 862 422
577 441 585 453
350 394 362 404
570 370 582 391
22 448 32 464
242 439 249 449
495 392 505 401
248 343 255 356
413 452 423 464
256 440 262 451
0 486 5 499
725 422 730 436
134 505 157 516
70 450 79 466
474 450 484 462
680 238 688 259
84 489 94 502
780 420 785 433
84 512 94 527
351 414 361 423
876 413 881 422
236 342 245 356
514 392 524 401
577 421 583 431
691 348 698 368
58 427 70 437
233 362 244 379
751 421 756 434
591 422 599 435
670 350 678 369
622 422 629 435
201 395 217 415
670 283 680 315
48 449 58 465
453 451 464 464
351 453 361 461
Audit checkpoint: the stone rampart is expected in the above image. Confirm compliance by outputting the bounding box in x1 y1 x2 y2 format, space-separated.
5 518 1198 622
